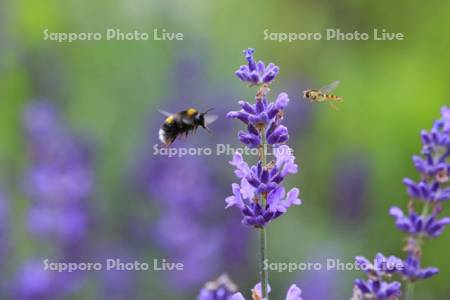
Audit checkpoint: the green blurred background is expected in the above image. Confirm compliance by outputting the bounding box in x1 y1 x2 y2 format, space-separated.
0 0 449 299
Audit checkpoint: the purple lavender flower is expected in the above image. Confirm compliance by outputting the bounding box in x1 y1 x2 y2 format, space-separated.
403 106 450 203
355 253 404 277
352 253 403 300
390 107 449 287
226 48 302 300
197 275 238 300
228 50 287 149
226 146 301 227
235 49 279 86
399 253 439 282
352 279 401 300
230 282 302 300
389 206 450 238
227 93 289 148
403 179 450 202
352 107 449 298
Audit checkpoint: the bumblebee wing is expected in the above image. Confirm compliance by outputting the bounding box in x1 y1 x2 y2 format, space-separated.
319 80 341 94
158 109 173 117
181 114 195 125
205 115 218 125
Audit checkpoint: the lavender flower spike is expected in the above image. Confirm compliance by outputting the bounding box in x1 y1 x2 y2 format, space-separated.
402 106 450 203
197 275 238 300
235 48 280 86
231 282 302 300
352 254 403 300
226 145 301 227
227 48 302 299
393 106 449 290
351 107 449 299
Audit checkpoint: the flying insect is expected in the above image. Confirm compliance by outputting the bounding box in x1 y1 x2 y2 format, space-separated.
158 108 217 146
303 80 343 110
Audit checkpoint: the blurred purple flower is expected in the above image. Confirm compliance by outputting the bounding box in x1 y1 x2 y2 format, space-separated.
331 154 369 224
23 101 93 245
235 48 279 86
12 261 58 300
11 260 81 300
153 210 225 290
231 282 302 300
97 248 138 300
197 274 238 300
142 156 218 213
399 253 438 282
0 191 9 267
139 148 248 291
134 50 251 292
13 100 94 299
0 191 10 298
297 250 342 300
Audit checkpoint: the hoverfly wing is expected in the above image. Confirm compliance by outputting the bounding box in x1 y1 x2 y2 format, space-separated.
319 80 341 94
205 115 218 125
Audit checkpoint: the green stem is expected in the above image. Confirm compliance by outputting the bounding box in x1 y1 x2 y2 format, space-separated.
261 133 267 166
259 226 268 299
405 282 415 300
421 201 430 216
258 88 269 299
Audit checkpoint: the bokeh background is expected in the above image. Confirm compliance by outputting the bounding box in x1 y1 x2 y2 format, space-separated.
0 0 449 299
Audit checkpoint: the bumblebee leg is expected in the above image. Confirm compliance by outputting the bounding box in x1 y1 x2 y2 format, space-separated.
162 138 173 147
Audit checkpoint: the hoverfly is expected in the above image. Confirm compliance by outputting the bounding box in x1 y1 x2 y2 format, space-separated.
158 108 218 146
303 80 343 110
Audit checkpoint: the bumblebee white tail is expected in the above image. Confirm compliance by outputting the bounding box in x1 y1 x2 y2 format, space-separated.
158 128 167 144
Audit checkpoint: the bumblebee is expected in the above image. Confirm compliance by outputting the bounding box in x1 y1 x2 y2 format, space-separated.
158 108 217 146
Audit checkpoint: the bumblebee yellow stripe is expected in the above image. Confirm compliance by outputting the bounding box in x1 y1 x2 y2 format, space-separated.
187 108 198 116
165 115 174 123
